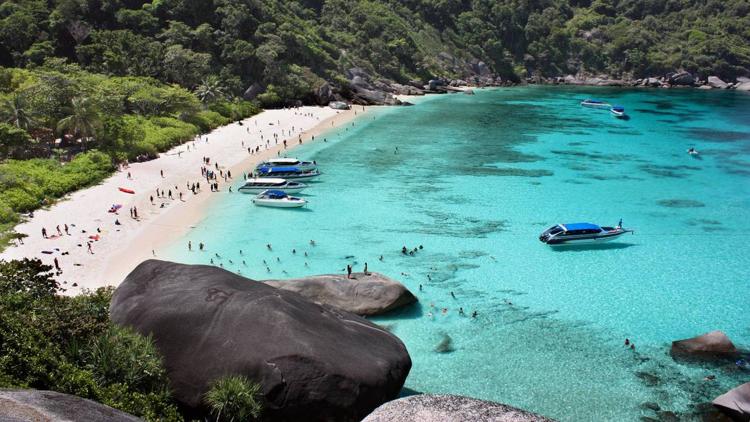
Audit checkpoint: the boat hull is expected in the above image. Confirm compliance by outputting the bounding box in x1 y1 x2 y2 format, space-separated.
581 102 611 109
545 231 627 246
239 186 305 194
252 198 307 208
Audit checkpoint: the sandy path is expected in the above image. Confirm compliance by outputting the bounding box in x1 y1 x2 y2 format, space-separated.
1 105 367 294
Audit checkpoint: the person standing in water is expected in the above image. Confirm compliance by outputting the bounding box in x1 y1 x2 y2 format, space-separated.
363 262 368 275
347 265 352 279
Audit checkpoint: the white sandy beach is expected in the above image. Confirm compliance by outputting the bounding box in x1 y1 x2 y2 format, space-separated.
0 105 366 294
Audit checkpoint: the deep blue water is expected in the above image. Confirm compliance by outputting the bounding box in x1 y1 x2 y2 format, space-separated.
166 87 750 421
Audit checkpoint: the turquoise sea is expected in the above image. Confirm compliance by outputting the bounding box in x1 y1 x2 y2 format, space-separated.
165 87 750 421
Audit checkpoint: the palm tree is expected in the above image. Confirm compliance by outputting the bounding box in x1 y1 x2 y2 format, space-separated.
57 97 101 151
0 93 34 129
195 76 227 105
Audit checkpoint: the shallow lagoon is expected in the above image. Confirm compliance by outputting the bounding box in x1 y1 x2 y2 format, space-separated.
165 87 750 421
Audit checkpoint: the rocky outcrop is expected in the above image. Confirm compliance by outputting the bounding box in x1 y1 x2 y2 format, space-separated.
669 71 695 86
350 86 402 105
736 81 750 92
362 394 555 422
110 260 411 421
0 389 142 422
643 77 661 87
243 82 265 101
708 76 728 89
315 82 333 105
713 383 750 422
263 272 416 316
671 330 738 359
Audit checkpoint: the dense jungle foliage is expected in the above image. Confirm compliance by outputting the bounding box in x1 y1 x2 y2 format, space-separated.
0 0 748 94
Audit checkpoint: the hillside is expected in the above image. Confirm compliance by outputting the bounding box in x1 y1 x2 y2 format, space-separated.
1 0 749 105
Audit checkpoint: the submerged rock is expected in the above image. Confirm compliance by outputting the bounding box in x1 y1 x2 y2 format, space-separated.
262 272 416 316
110 260 411 421
671 330 738 360
361 394 556 422
0 389 142 422
713 382 750 421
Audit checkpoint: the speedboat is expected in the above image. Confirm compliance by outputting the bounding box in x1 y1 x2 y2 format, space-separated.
254 166 321 180
687 147 699 156
238 178 306 194
581 99 611 109
258 158 317 171
610 106 626 118
252 190 307 208
539 222 632 246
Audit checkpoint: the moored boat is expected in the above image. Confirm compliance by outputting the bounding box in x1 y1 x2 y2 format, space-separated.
581 99 612 109
238 178 307 194
610 105 626 118
252 190 307 208
258 157 317 171
254 166 321 180
539 222 632 246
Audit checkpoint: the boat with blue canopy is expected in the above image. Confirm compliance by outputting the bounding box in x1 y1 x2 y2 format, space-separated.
581 99 612 109
254 166 321 180
610 105 627 118
252 189 307 208
539 221 632 246
257 157 317 171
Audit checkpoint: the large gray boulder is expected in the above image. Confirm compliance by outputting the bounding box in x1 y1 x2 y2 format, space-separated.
110 260 411 421
350 86 402 105
0 389 142 422
669 71 695 86
713 383 750 422
736 82 750 92
671 330 738 359
362 394 555 422
263 272 417 316
243 82 265 101
708 76 728 89
315 82 333 105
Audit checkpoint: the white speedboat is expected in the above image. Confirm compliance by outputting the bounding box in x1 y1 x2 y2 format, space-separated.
254 166 321 180
252 190 307 208
258 158 317 171
539 222 632 246
238 178 306 194
687 147 699 156
581 99 612 109
610 105 627 118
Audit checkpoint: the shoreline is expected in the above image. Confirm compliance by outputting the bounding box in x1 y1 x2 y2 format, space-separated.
0 105 368 294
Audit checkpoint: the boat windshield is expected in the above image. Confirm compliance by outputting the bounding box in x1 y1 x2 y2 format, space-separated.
544 225 564 235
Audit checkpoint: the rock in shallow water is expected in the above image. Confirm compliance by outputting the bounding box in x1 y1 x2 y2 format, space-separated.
671 330 738 360
110 260 411 421
361 394 556 422
0 389 142 422
262 272 416 316
713 382 750 422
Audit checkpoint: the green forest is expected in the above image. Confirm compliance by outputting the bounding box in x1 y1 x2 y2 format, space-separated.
1 0 749 92
0 0 749 243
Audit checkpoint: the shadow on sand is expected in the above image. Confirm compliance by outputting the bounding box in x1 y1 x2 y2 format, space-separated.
550 242 637 252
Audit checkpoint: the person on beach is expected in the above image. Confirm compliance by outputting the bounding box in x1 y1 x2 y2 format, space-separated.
199 242 204 251
364 262 368 275
56 225 62 236
127 172 132 179
347 265 352 279
160 170 164 178
64 224 69 235
54 257 61 272
42 227 47 238
188 241 192 251
150 195 154 204
87 242 93 254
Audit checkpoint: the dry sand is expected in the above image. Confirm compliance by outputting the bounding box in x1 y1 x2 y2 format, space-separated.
0 105 367 294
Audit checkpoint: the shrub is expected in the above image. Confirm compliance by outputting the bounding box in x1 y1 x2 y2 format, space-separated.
205 375 264 422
